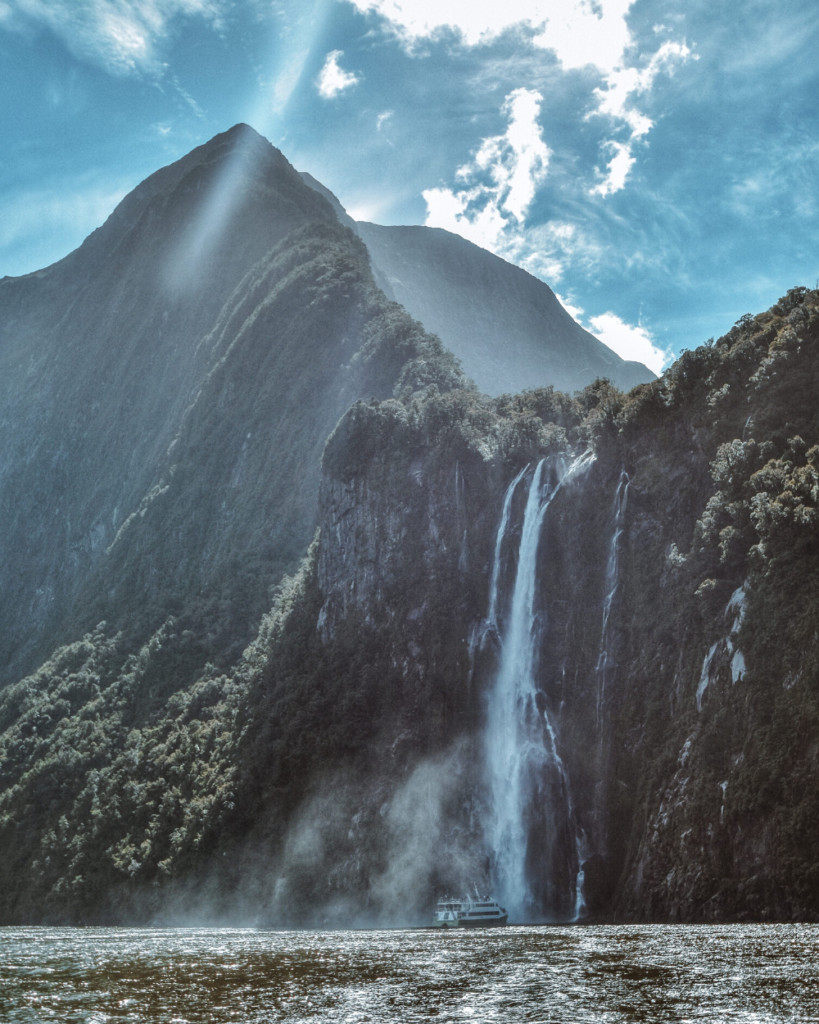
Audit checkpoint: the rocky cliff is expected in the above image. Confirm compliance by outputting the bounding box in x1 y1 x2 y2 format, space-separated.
0 126 817 926
274 285 819 924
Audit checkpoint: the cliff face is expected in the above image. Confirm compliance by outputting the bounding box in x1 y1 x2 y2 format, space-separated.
610 289 819 922
300 286 819 924
1 127 818 927
4 287 817 926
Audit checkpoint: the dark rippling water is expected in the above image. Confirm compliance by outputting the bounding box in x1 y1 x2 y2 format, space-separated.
2 924 819 1022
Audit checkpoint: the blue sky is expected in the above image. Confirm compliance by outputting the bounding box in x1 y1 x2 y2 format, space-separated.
1 0 818 371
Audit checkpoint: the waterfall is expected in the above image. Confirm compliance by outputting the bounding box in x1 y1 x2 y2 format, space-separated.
484 452 592 921
486 465 527 629
595 470 630 729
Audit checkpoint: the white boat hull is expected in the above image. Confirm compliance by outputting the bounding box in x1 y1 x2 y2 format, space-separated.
432 897 508 928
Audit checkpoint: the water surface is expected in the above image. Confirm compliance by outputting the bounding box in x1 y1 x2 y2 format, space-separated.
2 924 818 1022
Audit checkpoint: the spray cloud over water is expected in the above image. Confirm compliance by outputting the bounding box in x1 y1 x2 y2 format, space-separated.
251 744 483 928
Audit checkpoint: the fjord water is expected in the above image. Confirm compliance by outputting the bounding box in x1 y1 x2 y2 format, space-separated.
3 925 819 1022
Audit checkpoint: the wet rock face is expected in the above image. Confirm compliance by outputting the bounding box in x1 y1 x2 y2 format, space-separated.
306 290 819 923
316 473 409 637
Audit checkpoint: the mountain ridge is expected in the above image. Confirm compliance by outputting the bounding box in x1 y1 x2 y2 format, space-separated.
0 125 450 685
2 126 817 928
299 171 655 395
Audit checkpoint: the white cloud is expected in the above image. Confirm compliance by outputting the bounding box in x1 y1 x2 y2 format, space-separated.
531 0 633 74
424 185 508 252
376 110 393 130
590 41 692 195
555 295 670 372
553 290 585 324
2 0 225 75
589 311 669 372
591 140 636 197
423 91 605 284
423 88 549 252
317 49 359 99
346 1 693 197
345 0 633 72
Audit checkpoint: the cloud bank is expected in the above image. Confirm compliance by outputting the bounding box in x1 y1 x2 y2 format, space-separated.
345 0 632 71
350 0 691 201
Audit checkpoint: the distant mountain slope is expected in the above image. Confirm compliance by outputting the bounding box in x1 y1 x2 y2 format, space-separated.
0 125 461 686
300 174 655 395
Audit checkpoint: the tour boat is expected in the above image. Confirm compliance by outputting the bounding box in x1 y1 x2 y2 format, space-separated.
432 896 508 928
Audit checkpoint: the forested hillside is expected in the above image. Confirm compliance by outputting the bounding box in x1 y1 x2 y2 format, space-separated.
0 125 463 689
1 286 817 925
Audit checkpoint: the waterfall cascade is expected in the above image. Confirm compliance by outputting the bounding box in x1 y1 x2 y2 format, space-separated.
582 468 631 896
486 465 527 630
483 453 592 922
596 470 630 730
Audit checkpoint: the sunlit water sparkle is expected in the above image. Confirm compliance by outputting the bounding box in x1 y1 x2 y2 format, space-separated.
2 924 818 1022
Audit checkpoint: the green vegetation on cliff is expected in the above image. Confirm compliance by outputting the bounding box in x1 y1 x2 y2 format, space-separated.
1 284 818 925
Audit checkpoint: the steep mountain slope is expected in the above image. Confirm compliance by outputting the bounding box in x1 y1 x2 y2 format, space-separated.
1 288 817 926
0 124 332 684
355 222 653 395
0 125 460 687
299 173 654 395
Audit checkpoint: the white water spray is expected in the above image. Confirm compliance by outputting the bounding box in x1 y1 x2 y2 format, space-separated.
596 470 630 729
486 465 527 629
484 452 592 921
